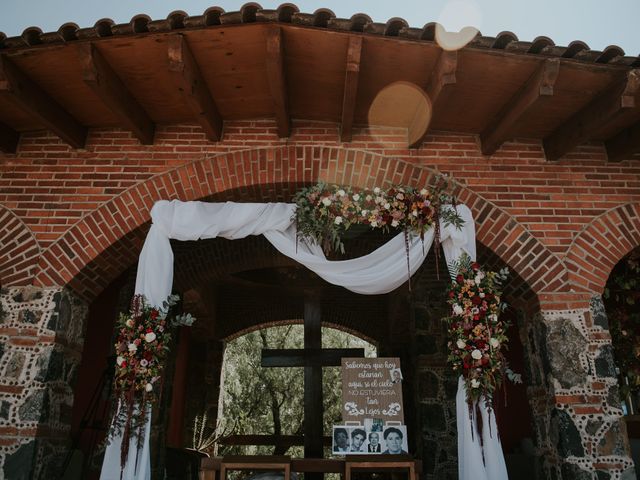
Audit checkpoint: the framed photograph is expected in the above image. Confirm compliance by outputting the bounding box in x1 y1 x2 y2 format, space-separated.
381 425 408 454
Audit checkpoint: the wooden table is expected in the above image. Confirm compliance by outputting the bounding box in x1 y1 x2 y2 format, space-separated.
201 455 421 480
219 455 291 480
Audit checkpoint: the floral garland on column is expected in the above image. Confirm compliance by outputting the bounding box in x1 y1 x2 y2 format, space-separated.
444 254 520 405
108 294 195 471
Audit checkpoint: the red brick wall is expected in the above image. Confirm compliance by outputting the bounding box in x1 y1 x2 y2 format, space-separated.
1 120 639 305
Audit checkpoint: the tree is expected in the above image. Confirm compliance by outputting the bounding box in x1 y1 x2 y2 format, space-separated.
218 324 375 455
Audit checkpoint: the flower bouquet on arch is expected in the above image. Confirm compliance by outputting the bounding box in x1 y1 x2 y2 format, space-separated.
444 254 521 407
108 293 195 471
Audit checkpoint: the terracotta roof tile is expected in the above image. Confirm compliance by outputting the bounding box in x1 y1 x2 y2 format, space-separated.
0 2 637 67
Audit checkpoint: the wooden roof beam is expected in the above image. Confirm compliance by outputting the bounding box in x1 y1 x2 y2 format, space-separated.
0 55 87 148
80 43 155 145
606 120 640 161
481 58 560 155
168 34 223 141
340 36 362 143
410 50 457 148
266 26 290 138
544 69 640 161
0 120 19 153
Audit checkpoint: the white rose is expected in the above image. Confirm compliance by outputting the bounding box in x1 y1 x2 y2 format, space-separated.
452 304 463 315
353 193 360 201
337 189 346 197
334 216 343 225
489 314 498 322
391 220 399 227
474 275 482 285
373 187 381 194
370 220 378 227
479 292 485 298
384 203 391 210
116 356 125 366
471 379 480 388
361 210 368 216
322 197 332 206
412 210 419 217
471 349 482 360
366 195 373 201
396 193 404 200
144 332 157 343
420 188 428 196
145 383 153 392
490 338 500 348
128 343 137 353
456 339 466 349
126 319 134 328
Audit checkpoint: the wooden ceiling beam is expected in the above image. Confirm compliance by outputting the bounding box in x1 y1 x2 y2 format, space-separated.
481 58 560 155
410 50 457 148
0 55 87 148
543 69 640 161
0 120 19 153
168 34 223 142
605 120 640 161
340 36 363 143
80 43 155 145
265 26 290 138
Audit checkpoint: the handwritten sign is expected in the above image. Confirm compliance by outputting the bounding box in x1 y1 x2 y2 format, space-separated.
341 357 404 423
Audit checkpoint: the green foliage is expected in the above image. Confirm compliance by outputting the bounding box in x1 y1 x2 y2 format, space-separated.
604 250 640 404
219 325 375 456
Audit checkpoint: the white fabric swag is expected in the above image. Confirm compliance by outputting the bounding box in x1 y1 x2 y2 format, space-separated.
100 199 507 480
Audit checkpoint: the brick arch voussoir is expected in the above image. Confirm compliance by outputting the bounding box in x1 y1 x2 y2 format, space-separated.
0 205 41 286
566 203 640 294
33 146 560 302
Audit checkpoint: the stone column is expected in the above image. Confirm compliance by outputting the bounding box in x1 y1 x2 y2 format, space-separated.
0 286 88 480
522 295 636 479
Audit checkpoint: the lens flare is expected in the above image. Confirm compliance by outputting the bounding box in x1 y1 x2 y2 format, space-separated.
368 82 433 147
435 0 482 51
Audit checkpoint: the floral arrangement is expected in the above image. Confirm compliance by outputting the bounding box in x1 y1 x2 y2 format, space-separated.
445 254 520 404
109 294 195 469
293 175 463 255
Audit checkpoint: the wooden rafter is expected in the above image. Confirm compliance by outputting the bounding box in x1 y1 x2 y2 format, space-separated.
80 43 155 145
0 55 87 148
168 34 223 142
265 26 290 138
410 50 457 148
606 120 640 161
481 58 560 155
340 36 363 143
0 120 19 153
544 69 640 161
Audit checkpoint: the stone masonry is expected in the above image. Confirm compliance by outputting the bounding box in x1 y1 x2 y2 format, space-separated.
0 286 87 480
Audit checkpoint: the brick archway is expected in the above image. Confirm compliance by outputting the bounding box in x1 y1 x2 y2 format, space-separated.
0 205 40 286
565 202 640 294
31 146 558 301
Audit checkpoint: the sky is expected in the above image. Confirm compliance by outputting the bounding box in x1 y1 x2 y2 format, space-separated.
1 0 639 54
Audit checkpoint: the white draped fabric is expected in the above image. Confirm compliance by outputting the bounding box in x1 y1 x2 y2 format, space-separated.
100 199 507 480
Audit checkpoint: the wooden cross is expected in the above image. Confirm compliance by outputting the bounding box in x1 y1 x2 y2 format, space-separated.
261 291 364 459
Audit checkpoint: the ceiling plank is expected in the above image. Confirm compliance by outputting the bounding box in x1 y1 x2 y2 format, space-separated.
543 69 640 161
481 58 560 155
0 120 19 153
0 55 87 148
265 26 290 138
80 43 155 145
340 35 363 143
606 120 640 162
410 50 457 148
167 34 223 142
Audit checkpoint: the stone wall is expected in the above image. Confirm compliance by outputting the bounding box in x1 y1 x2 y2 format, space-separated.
520 296 636 479
0 286 87 480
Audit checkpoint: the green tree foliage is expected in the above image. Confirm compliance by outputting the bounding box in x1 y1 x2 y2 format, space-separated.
219 324 375 455
604 249 640 408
